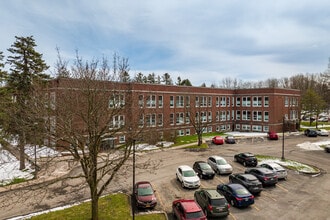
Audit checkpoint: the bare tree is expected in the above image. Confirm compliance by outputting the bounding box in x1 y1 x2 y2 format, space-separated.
30 54 146 219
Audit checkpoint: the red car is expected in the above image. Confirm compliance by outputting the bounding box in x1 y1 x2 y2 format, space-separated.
172 199 206 220
212 136 224 145
267 131 278 140
134 181 157 209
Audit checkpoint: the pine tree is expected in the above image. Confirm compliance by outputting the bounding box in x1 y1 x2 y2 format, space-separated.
6 36 49 170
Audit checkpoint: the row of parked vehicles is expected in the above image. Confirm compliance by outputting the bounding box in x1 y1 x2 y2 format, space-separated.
172 152 288 219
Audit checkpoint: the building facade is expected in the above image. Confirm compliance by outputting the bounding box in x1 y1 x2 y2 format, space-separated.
48 78 301 146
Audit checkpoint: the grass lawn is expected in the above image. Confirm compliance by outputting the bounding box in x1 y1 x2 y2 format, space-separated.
30 193 167 220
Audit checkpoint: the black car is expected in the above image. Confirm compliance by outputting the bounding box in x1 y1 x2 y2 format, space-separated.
229 173 263 195
234 152 258 167
225 136 236 144
304 129 318 137
193 161 215 179
245 167 278 186
216 183 254 208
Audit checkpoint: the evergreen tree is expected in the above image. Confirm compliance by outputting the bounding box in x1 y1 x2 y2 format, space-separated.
6 36 49 170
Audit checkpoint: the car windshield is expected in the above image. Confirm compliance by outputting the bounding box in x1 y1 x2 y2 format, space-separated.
216 159 227 165
210 198 227 206
137 186 153 196
186 211 204 219
235 188 250 196
199 163 211 170
183 170 196 177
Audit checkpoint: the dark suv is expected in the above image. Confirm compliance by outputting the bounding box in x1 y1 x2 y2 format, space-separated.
194 188 230 218
229 173 263 195
245 167 278 186
304 129 318 137
234 152 258 167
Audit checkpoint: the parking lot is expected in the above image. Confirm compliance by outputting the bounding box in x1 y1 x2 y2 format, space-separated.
131 134 330 220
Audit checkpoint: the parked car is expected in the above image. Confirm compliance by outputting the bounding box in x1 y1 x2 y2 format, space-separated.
212 136 224 145
258 162 287 180
216 183 254 208
176 165 200 189
267 131 279 140
225 136 236 144
134 181 157 209
245 167 278 186
304 129 318 137
172 199 207 220
325 145 330 153
193 161 215 179
207 156 233 175
228 173 263 195
316 129 329 136
318 117 329 122
194 188 230 218
234 152 258 167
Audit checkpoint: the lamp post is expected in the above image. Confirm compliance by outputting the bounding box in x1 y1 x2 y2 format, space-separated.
282 116 285 160
132 139 136 220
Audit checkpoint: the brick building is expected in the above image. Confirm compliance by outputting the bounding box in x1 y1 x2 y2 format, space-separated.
48 78 300 146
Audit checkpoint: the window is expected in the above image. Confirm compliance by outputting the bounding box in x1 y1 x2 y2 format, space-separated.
138 95 144 108
263 126 269 132
242 110 251 120
242 124 251 131
264 96 269 107
109 115 125 129
253 96 262 107
235 124 240 130
252 125 262 132
119 136 125 143
185 112 190 124
158 114 163 126
264 112 269 122
220 96 226 107
176 112 184 125
138 115 144 127
176 96 184 107
226 97 230 106
236 110 241 120
208 126 212 132
170 113 174 125
253 111 262 121
232 97 234 107
146 95 156 108
186 129 190 135
109 94 125 108
201 96 207 107
195 96 199 107
208 96 212 107
185 96 190 107
177 130 185 136
216 97 220 107
216 111 220 121
236 97 241 106
285 97 289 107
221 111 226 121
170 96 174 107
208 111 212 122
201 111 207 122
227 110 230 120
242 97 251 107
158 96 163 108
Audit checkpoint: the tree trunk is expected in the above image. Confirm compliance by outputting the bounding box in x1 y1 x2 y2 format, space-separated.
19 133 26 170
197 133 203 146
91 188 99 220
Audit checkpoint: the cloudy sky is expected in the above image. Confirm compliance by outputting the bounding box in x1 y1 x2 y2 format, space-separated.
1 0 330 85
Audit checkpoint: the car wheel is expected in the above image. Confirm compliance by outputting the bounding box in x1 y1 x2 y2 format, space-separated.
181 181 185 188
230 199 236 207
243 161 247 167
217 169 221 175
176 174 179 181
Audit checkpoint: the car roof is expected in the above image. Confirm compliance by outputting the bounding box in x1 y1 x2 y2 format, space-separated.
213 136 223 139
136 181 151 186
240 152 255 157
252 167 274 173
195 160 207 165
228 183 245 190
238 173 258 180
178 165 194 171
210 155 225 160
175 199 202 212
202 189 225 199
